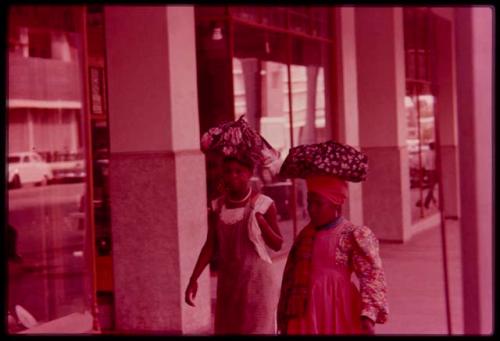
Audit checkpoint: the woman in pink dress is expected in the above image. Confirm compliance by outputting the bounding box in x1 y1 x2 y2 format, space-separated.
277 175 388 335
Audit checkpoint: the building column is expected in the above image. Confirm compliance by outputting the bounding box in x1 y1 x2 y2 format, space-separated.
355 7 411 242
332 7 363 226
104 6 211 334
431 9 460 220
454 7 493 335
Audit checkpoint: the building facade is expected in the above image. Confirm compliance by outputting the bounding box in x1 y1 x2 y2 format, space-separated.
5 5 493 335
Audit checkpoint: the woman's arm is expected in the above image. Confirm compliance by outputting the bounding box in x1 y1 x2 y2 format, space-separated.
185 210 217 306
351 225 389 325
255 202 283 251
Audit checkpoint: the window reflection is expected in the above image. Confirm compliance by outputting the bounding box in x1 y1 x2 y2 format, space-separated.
233 57 293 223
405 84 439 223
85 4 114 330
404 8 439 222
233 55 296 252
229 13 333 249
289 38 332 227
231 24 294 243
195 6 333 255
7 6 92 333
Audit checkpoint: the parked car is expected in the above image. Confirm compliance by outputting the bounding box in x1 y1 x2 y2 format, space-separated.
49 152 86 183
8 152 53 189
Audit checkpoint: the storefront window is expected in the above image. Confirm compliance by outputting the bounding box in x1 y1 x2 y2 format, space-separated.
231 27 295 248
195 6 334 248
7 6 94 333
404 8 439 222
288 37 332 229
230 7 331 248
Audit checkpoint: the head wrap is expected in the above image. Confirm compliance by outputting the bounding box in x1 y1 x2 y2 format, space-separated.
306 175 348 206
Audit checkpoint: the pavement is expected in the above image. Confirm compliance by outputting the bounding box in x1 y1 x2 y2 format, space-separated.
210 215 464 335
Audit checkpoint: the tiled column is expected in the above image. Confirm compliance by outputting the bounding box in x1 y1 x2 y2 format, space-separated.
104 6 211 334
332 7 363 226
355 7 411 242
454 7 493 335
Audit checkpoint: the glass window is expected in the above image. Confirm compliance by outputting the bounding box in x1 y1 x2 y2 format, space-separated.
288 37 332 226
404 8 439 222
310 7 332 38
195 6 334 251
7 6 93 334
194 11 234 154
288 7 311 35
84 4 115 331
231 25 296 252
227 9 333 244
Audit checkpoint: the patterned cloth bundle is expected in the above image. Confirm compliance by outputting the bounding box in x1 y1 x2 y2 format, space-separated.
200 115 280 171
279 140 368 182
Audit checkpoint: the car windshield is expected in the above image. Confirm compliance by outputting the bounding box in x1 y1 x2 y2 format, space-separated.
8 156 21 163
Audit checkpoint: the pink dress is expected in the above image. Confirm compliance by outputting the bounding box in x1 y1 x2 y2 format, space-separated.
285 218 388 334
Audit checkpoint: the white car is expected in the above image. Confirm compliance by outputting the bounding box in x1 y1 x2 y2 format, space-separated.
49 153 86 183
8 152 53 188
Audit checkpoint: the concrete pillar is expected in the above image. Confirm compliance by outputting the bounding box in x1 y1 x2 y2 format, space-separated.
303 65 318 145
332 7 363 226
355 7 411 241
431 8 460 220
240 58 261 130
454 7 493 335
104 6 211 334
27 108 34 150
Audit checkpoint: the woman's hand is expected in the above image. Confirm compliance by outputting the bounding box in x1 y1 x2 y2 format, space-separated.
360 316 375 335
255 205 283 251
185 279 198 307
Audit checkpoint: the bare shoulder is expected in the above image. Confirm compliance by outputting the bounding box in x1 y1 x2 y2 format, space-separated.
253 193 275 212
254 193 274 204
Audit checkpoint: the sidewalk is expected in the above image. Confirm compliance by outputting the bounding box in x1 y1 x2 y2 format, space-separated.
376 218 463 335
210 216 463 335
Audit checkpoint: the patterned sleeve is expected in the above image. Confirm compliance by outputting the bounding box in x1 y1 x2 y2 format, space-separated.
351 225 389 324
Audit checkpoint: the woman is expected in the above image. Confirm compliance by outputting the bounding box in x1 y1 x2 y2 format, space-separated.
185 155 283 334
277 140 388 335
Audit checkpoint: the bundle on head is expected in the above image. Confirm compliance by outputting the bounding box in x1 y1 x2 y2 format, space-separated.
279 140 368 182
200 115 280 172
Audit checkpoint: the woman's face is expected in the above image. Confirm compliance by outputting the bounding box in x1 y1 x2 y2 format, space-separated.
307 191 338 226
222 160 252 193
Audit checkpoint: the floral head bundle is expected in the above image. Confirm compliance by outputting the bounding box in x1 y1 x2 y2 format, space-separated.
201 115 280 171
279 140 368 182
